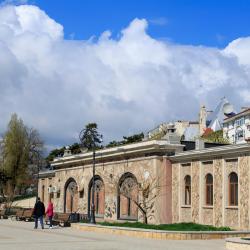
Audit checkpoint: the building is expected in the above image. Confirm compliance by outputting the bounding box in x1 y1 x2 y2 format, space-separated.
39 139 250 229
39 140 183 224
146 120 199 142
170 143 250 230
38 100 250 230
223 108 250 144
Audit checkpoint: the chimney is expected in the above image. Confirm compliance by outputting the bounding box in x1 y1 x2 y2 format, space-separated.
195 138 205 150
199 105 207 136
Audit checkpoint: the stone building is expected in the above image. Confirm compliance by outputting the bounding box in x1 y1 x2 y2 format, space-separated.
223 107 250 144
39 140 183 224
39 136 250 229
170 143 250 230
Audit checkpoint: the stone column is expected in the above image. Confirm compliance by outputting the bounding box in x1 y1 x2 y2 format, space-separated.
239 155 249 230
191 161 200 223
214 159 223 227
172 163 180 223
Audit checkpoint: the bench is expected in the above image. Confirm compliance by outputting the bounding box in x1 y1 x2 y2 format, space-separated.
23 209 34 221
53 213 71 227
15 209 25 221
0 209 8 219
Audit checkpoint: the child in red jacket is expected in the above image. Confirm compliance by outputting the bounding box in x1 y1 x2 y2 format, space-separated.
46 201 54 228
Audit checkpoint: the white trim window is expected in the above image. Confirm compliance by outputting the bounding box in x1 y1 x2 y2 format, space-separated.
235 117 245 127
235 129 245 142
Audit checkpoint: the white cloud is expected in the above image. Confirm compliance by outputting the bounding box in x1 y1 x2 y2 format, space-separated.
0 0 28 6
0 5 250 149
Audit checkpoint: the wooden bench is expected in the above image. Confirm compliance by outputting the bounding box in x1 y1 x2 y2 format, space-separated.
15 209 25 221
53 213 71 227
23 209 34 221
0 209 8 219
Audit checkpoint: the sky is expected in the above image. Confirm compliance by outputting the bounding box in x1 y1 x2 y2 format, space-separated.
0 0 250 150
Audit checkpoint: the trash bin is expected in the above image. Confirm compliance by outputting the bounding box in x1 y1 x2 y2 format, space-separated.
69 213 80 223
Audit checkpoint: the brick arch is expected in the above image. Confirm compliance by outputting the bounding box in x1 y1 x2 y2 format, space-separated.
117 172 138 220
88 175 105 218
64 177 79 213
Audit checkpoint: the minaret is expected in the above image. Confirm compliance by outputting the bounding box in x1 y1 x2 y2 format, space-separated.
199 105 207 136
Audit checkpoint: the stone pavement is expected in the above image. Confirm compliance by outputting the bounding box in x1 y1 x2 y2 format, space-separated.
0 219 226 250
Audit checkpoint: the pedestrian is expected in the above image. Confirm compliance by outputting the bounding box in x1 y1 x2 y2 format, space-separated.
33 197 45 229
46 201 54 229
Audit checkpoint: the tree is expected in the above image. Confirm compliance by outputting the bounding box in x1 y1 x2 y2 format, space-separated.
106 132 144 148
1 114 44 196
100 167 164 224
79 123 103 150
69 143 81 154
118 171 160 224
123 132 144 144
201 129 229 144
46 147 65 162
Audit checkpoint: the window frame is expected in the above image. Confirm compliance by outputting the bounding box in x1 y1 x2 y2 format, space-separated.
205 174 213 206
184 175 191 206
228 172 238 206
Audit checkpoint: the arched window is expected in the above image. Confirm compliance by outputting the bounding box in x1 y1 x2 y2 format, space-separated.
64 178 78 213
229 172 238 206
88 176 105 217
49 184 54 201
118 173 138 220
184 175 191 205
205 174 213 205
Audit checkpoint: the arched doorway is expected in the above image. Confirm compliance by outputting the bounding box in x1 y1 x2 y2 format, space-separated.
118 173 138 220
64 178 78 213
88 176 105 218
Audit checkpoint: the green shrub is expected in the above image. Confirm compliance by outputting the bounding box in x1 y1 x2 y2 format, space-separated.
94 221 231 231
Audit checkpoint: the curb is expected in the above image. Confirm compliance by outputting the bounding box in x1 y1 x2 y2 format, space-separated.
71 223 250 240
226 237 250 250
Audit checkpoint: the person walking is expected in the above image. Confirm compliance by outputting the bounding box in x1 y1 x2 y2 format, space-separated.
46 201 54 229
33 197 45 229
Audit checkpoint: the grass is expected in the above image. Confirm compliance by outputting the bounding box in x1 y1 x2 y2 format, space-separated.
95 221 232 231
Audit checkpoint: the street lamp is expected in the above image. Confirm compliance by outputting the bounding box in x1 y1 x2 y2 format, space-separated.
36 163 40 201
79 123 102 224
90 145 96 224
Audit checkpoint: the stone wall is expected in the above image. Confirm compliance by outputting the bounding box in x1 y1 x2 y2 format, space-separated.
172 163 180 223
239 155 249 230
191 161 200 223
213 158 223 227
171 154 250 230
39 156 172 224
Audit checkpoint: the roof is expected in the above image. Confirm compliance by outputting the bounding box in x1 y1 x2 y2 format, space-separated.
51 140 184 169
224 108 250 123
169 143 250 162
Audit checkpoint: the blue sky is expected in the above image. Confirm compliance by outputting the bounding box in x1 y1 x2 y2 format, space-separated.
18 0 250 47
0 1 250 148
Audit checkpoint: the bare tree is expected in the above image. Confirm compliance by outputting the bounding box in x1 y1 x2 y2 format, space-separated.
98 166 166 224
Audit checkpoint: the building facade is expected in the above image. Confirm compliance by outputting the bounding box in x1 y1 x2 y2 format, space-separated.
39 138 250 229
223 108 250 144
39 140 182 224
170 143 250 230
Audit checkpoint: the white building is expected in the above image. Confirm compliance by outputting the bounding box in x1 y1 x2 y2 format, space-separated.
223 108 250 144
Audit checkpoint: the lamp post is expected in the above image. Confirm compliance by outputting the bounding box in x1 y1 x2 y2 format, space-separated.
90 145 96 224
79 123 102 225
36 163 40 201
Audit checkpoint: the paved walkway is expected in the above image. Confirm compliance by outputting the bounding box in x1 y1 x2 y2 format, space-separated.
0 219 226 250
